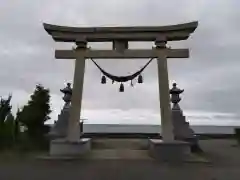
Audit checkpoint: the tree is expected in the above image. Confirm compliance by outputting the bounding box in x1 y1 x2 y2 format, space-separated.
0 95 13 148
17 84 51 143
0 95 12 127
3 113 15 146
14 108 21 142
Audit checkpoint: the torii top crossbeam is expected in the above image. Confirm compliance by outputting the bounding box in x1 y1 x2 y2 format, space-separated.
43 21 198 42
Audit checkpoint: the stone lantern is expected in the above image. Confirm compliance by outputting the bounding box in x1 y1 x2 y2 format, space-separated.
169 83 184 111
169 83 202 152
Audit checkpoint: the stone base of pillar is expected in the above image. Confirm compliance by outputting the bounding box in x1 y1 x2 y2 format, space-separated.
148 139 190 162
50 138 91 156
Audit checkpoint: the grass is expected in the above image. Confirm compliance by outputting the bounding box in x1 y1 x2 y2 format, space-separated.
0 148 48 162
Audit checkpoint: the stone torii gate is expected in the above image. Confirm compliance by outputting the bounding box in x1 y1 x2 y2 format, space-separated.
43 21 198 158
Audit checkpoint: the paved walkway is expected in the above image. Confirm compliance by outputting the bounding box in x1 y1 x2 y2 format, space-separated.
90 138 150 159
92 138 149 150
0 139 239 180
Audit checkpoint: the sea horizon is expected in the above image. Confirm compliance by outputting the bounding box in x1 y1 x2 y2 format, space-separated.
49 108 240 126
47 123 240 134
47 109 240 134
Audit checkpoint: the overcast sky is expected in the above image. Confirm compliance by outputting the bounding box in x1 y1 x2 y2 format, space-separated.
1 0 240 125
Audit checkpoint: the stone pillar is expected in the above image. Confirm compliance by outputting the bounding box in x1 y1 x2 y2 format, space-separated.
155 37 174 142
67 41 86 142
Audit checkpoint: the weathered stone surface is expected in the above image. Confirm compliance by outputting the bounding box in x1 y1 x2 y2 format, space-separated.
172 109 195 139
50 138 91 156
44 22 199 161
43 21 198 42
48 108 69 139
169 83 201 152
148 139 190 162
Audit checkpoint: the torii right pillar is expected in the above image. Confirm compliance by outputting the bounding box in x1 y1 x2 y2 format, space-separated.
156 37 174 142
149 37 192 162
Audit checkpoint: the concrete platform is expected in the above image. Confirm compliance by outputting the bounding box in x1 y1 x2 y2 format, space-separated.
148 139 190 162
4 139 239 180
38 138 209 163
50 138 91 156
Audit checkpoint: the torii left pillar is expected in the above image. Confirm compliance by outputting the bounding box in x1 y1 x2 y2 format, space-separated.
49 40 92 156
67 41 86 142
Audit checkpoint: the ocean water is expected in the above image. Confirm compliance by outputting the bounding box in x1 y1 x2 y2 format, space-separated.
80 114 240 134
82 124 240 134
49 109 240 134
51 109 240 126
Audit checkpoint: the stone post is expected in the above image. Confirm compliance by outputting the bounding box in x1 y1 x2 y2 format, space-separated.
67 40 86 142
155 37 174 142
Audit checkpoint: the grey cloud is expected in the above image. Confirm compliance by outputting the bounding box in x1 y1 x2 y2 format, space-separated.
0 0 240 120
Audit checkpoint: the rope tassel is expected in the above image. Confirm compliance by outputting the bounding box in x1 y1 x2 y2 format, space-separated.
101 75 106 84
138 74 143 83
130 80 134 87
119 83 124 92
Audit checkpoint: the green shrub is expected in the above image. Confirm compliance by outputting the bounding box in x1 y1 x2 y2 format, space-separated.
234 128 240 144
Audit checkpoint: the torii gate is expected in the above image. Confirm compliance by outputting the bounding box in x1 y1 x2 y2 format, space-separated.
43 22 198 147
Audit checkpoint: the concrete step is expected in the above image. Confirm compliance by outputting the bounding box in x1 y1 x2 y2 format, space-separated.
89 149 152 160
89 139 152 159
92 138 149 150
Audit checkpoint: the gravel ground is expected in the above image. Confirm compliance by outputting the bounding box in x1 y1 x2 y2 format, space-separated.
0 139 239 180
